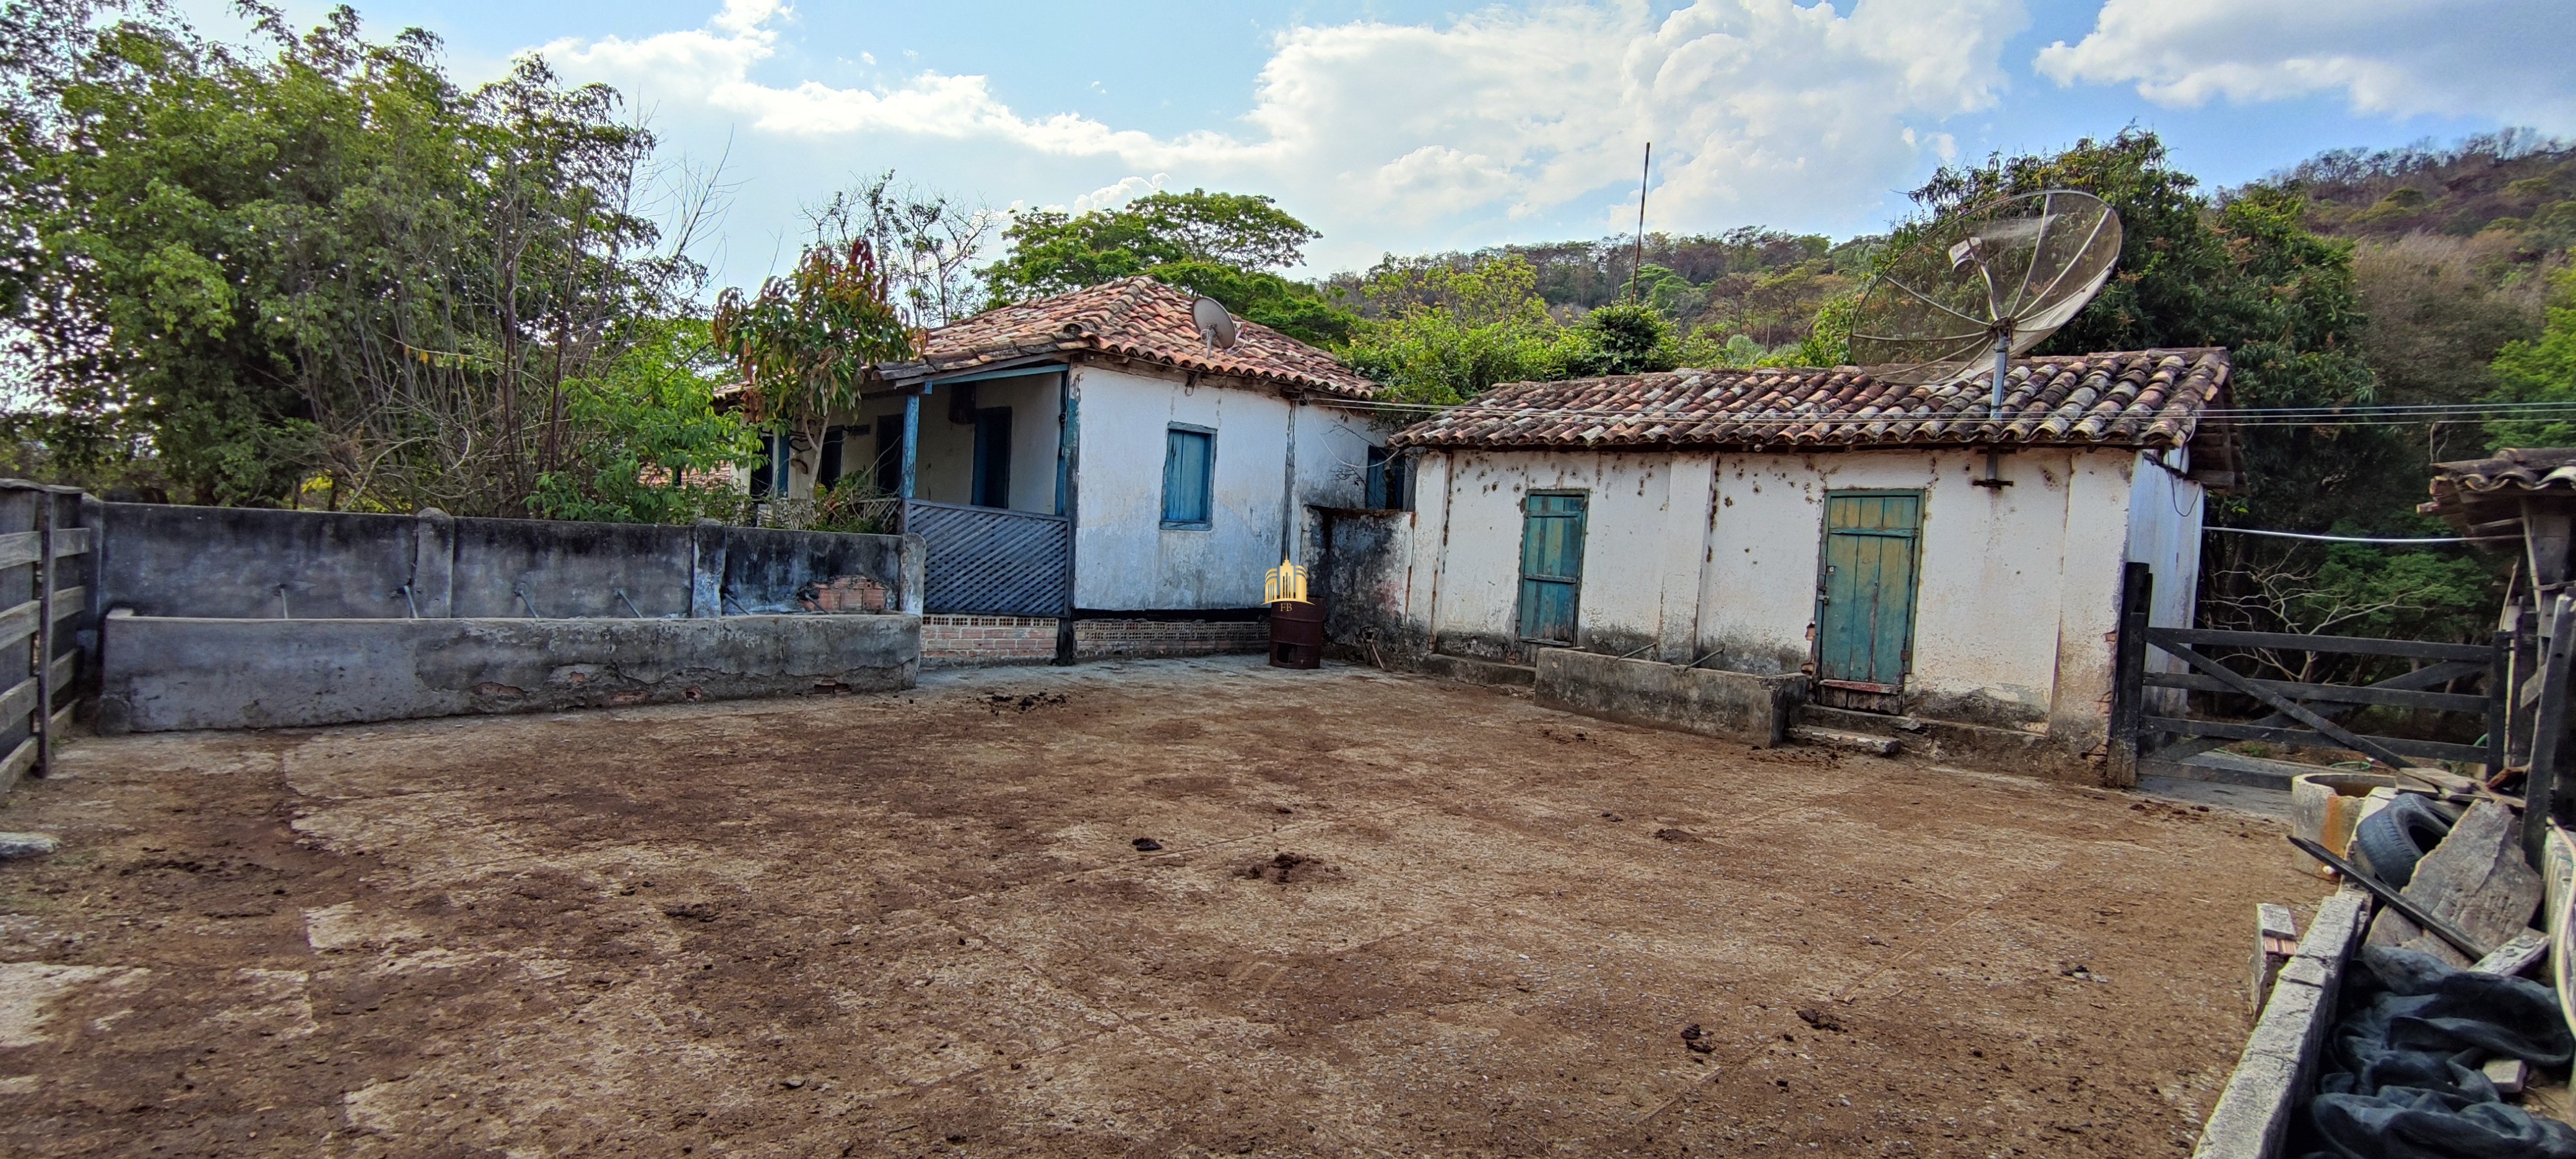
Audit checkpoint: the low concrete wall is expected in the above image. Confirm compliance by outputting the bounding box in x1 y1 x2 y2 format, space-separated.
96 503 924 620
98 610 918 733
1535 648 1806 747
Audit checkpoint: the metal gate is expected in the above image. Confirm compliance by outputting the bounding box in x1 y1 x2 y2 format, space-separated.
2108 562 2504 781
903 500 1071 618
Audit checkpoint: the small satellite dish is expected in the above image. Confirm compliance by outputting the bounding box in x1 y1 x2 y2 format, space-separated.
1848 189 2122 412
1191 296 1240 350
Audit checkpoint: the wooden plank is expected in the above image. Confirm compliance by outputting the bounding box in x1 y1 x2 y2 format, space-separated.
2529 595 2576 865
48 526 89 558
2157 640 2424 770
2147 626 2493 662
0 599 39 649
2367 800 2544 968
2193 887 2371 1159
47 650 74 691
46 586 83 622
0 736 32 794
0 531 36 570
2473 928 2548 976
0 677 35 729
2108 562 2152 785
2144 661 2489 768
2141 672 2488 713
2140 717 2489 764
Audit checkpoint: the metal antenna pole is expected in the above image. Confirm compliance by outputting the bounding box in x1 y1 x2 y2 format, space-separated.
1628 142 1651 304
1991 330 2010 415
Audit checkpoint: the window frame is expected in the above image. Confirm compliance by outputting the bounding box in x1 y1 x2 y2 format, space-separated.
1160 423 1217 531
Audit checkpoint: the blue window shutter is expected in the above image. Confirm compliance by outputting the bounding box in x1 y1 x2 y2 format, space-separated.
1162 428 1212 526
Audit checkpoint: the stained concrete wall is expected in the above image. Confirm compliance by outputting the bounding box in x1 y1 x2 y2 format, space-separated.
97 610 918 732
1372 443 2190 771
1069 364 1385 611
1535 648 1806 747
97 503 923 622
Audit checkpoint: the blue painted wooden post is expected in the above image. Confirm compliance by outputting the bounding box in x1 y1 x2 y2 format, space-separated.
900 394 921 500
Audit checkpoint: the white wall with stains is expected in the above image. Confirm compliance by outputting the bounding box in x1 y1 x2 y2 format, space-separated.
1068 365 1385 610
1390 441 2203 753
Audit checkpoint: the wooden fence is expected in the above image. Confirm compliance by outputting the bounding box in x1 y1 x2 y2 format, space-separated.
0 483 94 793
904 499 1071 619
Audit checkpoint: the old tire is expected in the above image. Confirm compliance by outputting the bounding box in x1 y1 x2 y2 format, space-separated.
2350 794 2453 887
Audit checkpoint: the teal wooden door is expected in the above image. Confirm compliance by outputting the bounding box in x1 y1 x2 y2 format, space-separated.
1517 493 1587 643
1815 492 1923 690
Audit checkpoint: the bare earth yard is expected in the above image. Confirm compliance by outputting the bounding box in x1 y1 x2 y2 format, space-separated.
0 656 2316 1157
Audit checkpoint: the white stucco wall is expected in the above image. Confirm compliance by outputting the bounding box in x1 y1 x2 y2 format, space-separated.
1071 364 1292 609
1401 443 2166 740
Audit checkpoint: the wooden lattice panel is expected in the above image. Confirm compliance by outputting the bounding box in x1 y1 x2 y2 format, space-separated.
905 500 1071 618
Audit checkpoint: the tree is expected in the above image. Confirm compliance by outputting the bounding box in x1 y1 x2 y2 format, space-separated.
529 320 760 525
710 240 916 467
2484 266 2576 448
979 189 1355 344
1 2 710 512
1563 302 1679 377
809 172 998 327
1338 256 1585 403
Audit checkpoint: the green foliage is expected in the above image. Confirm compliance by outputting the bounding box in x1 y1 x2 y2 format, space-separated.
2484 267 2576 447
710 240 916 453
1563 302 1679 376
977 188 1357 345
2 2 700 511
1336 257 1585 404
1142 261 1353 345
529 322 761 525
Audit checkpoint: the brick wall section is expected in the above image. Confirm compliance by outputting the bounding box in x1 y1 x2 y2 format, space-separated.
920 615 1272 666
921 615 1058 667
1075 618 1268 660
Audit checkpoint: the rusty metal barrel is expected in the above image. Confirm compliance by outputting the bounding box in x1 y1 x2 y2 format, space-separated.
1268 601 1325 669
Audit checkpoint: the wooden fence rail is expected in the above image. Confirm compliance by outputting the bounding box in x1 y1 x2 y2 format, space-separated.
0 483 94 794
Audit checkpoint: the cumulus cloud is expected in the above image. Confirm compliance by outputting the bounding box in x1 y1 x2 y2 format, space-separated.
2035 0 2576 131
540 0 2030 265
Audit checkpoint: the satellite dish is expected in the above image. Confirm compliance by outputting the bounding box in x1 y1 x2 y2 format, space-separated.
1848 189 2122 413
1191 296 1240 350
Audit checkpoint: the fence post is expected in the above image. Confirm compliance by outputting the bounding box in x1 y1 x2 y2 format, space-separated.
2488 628 2513 781
32 490 52 778
2525 594 2576 867
2105 561 2154 786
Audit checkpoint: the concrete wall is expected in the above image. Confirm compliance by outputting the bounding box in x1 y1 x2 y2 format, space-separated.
1375 444 2163 766
97 503 923 622
98 610 918 732
1535 648 1806 747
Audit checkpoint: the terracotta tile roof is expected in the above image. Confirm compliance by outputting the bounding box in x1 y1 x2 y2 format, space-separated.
877 276 1378 398
1388 349 2232 453
2421 447 2576 532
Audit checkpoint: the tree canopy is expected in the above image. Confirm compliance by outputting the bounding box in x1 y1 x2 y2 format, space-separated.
1 1 726 514
978 189 1352 344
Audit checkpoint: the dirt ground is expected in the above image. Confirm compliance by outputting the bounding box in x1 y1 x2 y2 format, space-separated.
0 655 2323 1157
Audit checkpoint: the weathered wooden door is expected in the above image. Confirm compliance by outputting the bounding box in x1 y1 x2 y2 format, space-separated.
1517 493 1588 644
1815 491 1923 692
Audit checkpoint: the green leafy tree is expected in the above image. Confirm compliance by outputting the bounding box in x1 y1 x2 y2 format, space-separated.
1563 302 1679 376
529 321 761 524
711 240 917 464
1338 257 1585 403
980 189 1355 344
2484 266 2576 447
1 2 704 511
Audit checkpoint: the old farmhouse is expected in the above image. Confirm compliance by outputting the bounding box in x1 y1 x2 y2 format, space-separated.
751 276 1394 664
1349 349 2238 776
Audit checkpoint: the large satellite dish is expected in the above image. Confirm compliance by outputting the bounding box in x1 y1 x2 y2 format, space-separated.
1191 296 1240 350
1848 189 2121 412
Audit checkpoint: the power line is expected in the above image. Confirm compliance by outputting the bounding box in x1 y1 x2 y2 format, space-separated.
2205 527 2517 545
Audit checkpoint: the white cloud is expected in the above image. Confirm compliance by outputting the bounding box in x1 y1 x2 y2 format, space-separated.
1070 175 1169 214
2035 0 2576 131
539 0 2030 269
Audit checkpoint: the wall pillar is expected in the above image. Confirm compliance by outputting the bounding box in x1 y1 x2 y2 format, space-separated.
411 508 455 618
900 394 921 500
690 519 728 617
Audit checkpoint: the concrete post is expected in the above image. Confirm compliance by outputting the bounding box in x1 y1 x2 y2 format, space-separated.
898 533 927 615
691 519 728 617
412 508 455 618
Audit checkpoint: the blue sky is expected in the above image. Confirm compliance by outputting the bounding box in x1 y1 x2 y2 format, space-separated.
184 0 2576 292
